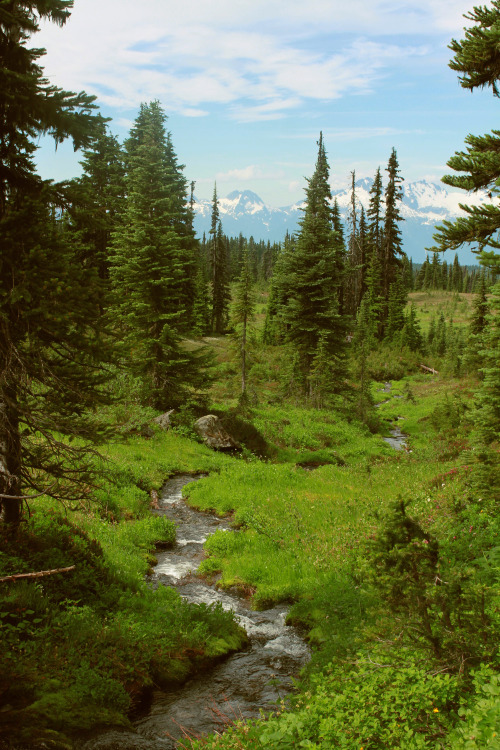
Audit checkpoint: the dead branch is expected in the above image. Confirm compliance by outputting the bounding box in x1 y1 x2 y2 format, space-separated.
0 565 75 582
0 488 53 500
419 364 439 375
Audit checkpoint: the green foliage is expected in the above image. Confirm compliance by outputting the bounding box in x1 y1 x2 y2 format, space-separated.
447 665 500 749
280 134 348 402
431 2 500 272
110 101 209 410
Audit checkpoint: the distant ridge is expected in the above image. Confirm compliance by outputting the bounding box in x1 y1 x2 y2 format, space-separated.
193 179 488 264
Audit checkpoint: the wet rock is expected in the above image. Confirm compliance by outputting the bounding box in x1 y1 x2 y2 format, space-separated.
193 415 240 451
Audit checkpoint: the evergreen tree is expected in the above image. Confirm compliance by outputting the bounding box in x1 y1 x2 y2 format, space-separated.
332 199 347 316
0 1 111 529
384 276 407 342
470 281 500 498
431 2 500 273
400 304 423 351
65 122 126 309
110 101 206 409
367 166 384 270
346 171 361 316
464 276 489 373
382 149 405 306
434 312 447 356
365 249 385 339
451 253 463 291
231 247 256 397
262 233 296 345
431 0 500 495
352 296 377 427
209 185 230 333
284 134 347 401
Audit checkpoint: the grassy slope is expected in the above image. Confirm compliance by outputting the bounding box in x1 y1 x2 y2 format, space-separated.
1 288 498 749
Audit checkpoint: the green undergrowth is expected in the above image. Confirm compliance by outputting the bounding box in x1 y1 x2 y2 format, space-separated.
2 362 498 749
181 373 499 750
0 429 244 749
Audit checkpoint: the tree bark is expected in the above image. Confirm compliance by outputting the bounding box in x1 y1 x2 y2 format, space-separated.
0 384 23 531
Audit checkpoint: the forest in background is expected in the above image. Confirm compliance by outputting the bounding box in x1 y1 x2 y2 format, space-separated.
1 1 499 748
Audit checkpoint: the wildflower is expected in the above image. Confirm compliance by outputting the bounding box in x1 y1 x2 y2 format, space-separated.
433 708 439 713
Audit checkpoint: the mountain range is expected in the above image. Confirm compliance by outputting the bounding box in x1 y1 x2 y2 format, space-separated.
193 179 488 265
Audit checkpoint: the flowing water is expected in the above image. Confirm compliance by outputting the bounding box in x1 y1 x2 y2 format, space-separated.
79 474 310 750
378 382 409 451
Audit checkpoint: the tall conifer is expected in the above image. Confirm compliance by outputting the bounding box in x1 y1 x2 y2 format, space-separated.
111 102 206 409
0 1 112 529
209 185 229 333
284 134 347 401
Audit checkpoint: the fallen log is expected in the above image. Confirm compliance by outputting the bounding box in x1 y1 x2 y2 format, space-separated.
0 565 75 583
419 364 439 375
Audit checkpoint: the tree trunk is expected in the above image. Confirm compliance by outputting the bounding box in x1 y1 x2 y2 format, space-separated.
0 385 23 531
241 315 247 394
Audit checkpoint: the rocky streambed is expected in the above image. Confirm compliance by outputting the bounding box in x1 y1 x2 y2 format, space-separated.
79 474 310 750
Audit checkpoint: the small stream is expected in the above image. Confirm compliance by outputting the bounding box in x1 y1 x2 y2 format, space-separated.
378 382 409 451
80 474 310 750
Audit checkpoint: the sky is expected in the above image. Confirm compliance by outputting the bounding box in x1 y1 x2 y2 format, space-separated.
33 0 500 207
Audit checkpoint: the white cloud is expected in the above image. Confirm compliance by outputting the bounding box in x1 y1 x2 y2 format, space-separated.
34 0 456 120
216 165 286 181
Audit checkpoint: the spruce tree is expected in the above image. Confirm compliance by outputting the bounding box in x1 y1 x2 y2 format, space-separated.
382 148 405 305
0 1 111 529
431 0 500 494
431 2 500 273
332 199 347 316
209 185 229 333
367 166 384 261
470 281 500 498
464 276 489 373
111 101 206 409
352 296 377 427
262 233 296 345
66 122 126 308
231 247 256 397
284 134 347 402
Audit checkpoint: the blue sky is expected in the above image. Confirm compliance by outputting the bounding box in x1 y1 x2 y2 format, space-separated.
33 0 499 206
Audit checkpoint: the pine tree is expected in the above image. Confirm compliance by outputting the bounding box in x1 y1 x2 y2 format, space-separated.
0 1 111 529
110 101 206 409
284 134 347 401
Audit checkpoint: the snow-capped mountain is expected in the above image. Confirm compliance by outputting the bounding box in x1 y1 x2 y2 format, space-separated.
193 180 488 263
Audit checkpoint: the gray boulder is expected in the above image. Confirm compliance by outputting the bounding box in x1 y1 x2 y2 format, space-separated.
153 409 174 430
193 415 239 451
